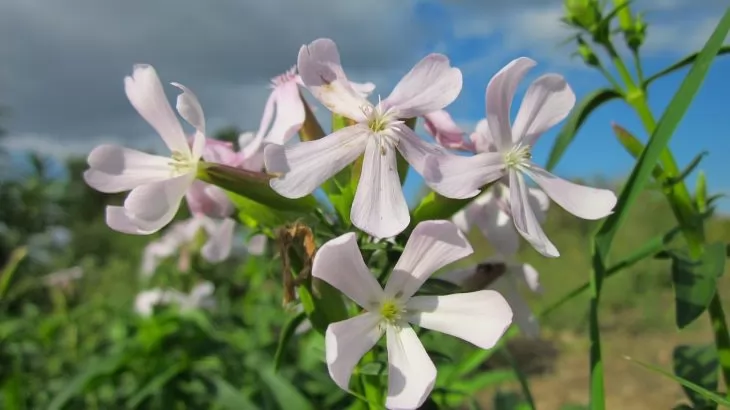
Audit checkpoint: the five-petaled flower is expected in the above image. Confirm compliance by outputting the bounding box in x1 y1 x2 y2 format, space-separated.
265 38 460 239
313 220 513 409
84 64 207 235
426 57 617 257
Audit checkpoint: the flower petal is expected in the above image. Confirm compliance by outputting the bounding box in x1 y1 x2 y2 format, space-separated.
312 232 384 309
385 325 436 410
489 276 539 338
106 206 157 235
526 165 617 220
351 139 410 239
407 289 513 349
266 125 369 198
384 220 472 300
84 145 172 193
124 64 189 155
470 118 498 153
122 173 194 234
325 313 383 392
485 57 536 151
297 38 369 121
265 80 306 145
527 187 550 223
384 54 462 118
171 82 206 134
394 123 449 176
423 110 474 151
246 234 267 256
512 74 575 146
422 152 505 199
472 191 521 256
509 170 559 257
515 262 542 294
351 80 376 97
185 180 233 218
201 218 236 263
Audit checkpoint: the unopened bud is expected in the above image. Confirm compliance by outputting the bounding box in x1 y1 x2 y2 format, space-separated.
626 13 647 51
564 0 601 30
576 36 599 67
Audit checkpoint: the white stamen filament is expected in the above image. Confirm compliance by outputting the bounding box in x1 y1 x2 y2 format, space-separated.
504 144 532 169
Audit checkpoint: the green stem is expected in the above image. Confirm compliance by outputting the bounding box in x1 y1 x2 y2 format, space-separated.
709 294 730 398
596 64 624 93
502 347 536 409
631 49 645 86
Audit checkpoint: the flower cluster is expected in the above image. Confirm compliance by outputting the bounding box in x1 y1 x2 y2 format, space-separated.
83 37 617 409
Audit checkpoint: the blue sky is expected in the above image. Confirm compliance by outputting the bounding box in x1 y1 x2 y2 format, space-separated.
1 0 728 211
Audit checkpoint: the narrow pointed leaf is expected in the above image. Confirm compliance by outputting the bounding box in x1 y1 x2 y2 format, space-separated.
672 243 726 328
546 88 621 171
674 344 720 409
258 367 315 410
696 171 708 213
644 45 730 88
273 311 307 371
611 123 665 180
665 151 708 187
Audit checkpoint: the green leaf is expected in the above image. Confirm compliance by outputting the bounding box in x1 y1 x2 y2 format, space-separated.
0 246 27 301
227 191 307 230
357 361 387 376
611 123 665 180
2 367 25 410
48 352 128 410
212 377 261 410
672 243 726 328
644 45 730 88
258 367 315 410
696 170 708 213
297 279 348 335
626 355 730 407
411 191 480 226
273 311 307 371
545 88 621 171
126 362 187 408
674 344 720 409
197 163 317 212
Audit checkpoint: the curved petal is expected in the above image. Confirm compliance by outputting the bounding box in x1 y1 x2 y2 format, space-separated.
312 232 384 309
124 64 188 155
472 191 521 256
266 125 369 198
201 218 235 263
202 139 239 165
489 276 539 338
325 313 383 392
171 82 206 134
106 206 158 235
384 220 472 300
84 145 171 193
512 74 575 146
350 80 376 97
515 262 542 294
422 152 505 199
385 325 436 410
470 118 498 153
297 38 369 121
527 187 550 223
122 173 194 234
265 81 305 145
485 57 536 151
351 139 410 239
423 110 474 151
394 123 449 177
407 289 513 349
384 54 462 118
185 180 233 218
509 170 559 257
526 165 616 220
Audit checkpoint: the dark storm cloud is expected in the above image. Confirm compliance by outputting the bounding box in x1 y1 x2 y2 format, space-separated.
0 0 426 144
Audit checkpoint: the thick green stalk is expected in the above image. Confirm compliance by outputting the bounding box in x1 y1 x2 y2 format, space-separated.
607 41 730 396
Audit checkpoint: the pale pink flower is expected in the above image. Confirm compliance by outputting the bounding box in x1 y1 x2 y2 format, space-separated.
134 281 216 316
266 38 460 238
441 257 542 338
427 57 617 257
453 182 549 256
84 65 206 235
422 110 474 152
313 220 513 409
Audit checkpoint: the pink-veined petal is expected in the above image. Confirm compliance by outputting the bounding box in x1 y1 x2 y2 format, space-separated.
312 232 384 309
512 74 575 146
423 110 474 151
384 220 472 300
84 145 171 193
297 38 369 121
422 152 505 199
124 64 189 155
266 125 369 198
384 54 462 118
201 218 235 263
489 275 539 338
509 170 559 257
385 325 436 410
325 313 383 392
122 173 194 234
265 81 305 145
470 118 498 153
407 289 513 349
526 164 617 220
485 57 536 151
351 139 410 239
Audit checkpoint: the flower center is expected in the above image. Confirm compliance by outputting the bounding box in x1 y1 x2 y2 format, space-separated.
169 151 197 176
361 99 403 155
378 299 404 326
503 144 532 169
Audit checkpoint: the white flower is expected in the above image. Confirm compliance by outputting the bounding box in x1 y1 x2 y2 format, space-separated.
313 220 513 409
427 57 617 257
265 38 459 239
453 182 550 256
84 64 207 235
441 258 542 338
134 281 216 316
